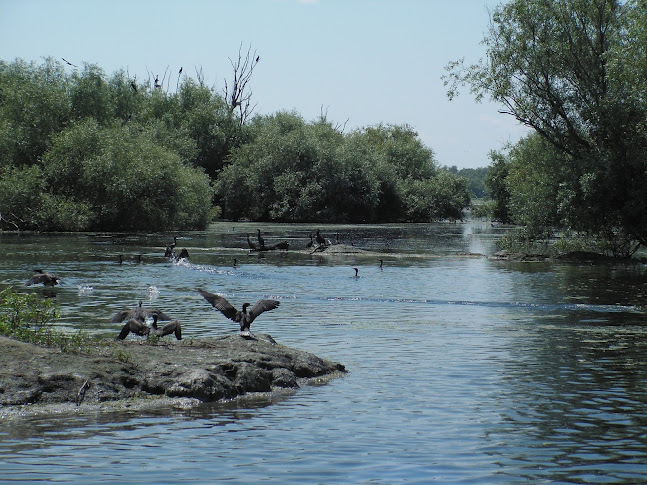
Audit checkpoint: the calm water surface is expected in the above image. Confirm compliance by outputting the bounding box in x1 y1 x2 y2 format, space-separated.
1 222 647 483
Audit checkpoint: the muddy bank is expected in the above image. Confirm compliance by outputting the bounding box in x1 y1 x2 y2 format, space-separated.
0 334 346 416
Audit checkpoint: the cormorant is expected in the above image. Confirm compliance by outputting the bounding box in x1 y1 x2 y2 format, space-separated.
315 229 325 245
379 259 384 269
306 234 314 248
274 241 289 250
26 269 61 287
247 234 257 250
116 315 182 340
257 229 265 250
151 315 182 340
197 288 280 336
353 267 359 277
110 301 172 323
164 236 178 257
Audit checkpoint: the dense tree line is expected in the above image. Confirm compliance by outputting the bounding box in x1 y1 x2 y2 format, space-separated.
446 0 647 257
445 166 489 198
0 57 469 231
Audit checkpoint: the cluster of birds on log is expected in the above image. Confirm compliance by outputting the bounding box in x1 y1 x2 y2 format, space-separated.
247 229 289 252
23 231 388 341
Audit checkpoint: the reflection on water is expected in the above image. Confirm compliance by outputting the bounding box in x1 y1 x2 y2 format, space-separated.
1 222 647 483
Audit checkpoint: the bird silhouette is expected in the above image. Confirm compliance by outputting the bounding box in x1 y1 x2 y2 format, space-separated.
315 229 326 245
26 269 61 287
247 234 257 250
197 289 280 336
257 229 265 250
62 57 77 67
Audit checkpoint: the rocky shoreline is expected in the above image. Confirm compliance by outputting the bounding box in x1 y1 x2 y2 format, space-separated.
0 334 346 417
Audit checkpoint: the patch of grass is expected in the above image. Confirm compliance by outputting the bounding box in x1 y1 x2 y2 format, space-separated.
0 287 95 353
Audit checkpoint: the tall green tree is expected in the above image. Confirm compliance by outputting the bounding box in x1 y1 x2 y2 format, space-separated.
445 0 647 252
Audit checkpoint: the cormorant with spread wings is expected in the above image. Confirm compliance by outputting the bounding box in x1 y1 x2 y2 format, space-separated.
197 288 280 336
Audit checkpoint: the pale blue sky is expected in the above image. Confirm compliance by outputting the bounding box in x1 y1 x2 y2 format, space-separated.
1 0 528 169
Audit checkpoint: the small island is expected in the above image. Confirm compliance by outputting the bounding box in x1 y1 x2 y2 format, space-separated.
0 334 346 416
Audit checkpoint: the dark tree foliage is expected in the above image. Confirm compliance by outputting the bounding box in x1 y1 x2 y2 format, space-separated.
445 0 647 255
0 57 471 230
217 113 470 223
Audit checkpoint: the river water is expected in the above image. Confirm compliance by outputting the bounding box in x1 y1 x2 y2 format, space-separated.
1 222 647 483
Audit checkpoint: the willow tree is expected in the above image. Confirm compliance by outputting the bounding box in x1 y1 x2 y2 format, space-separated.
445 0 647 255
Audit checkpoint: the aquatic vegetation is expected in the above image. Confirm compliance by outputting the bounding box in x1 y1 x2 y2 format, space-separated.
0 287 92 353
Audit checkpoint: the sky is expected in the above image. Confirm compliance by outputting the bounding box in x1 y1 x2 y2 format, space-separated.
1 0 529 169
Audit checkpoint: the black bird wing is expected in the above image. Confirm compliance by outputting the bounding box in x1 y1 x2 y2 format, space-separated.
159 320 182 340
248 299 280 323
117 319 149 339
145 308 172 321
111 310 132 323
111 307 171 323
26 274 47 286
198 289 239 321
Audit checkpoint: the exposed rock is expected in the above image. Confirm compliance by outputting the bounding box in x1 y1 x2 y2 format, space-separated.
0 334 346 415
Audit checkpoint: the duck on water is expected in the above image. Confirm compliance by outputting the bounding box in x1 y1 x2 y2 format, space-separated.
26 269 61 287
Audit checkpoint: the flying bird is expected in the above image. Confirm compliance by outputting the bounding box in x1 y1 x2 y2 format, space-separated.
110 301 172 323
26 269 61 287
197 288 280 337
62 57 77 67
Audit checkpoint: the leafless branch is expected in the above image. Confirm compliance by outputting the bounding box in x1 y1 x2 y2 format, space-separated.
224 43 261 125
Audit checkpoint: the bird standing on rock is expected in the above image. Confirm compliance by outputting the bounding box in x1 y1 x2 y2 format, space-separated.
116 314 182 340
257 229 265 251
197 288 280 337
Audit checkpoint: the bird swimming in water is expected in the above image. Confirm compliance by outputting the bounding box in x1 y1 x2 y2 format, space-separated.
116 315 182 340
353 267 359 277
197 288 280 337
26 269 61 287
379 259 384 269
164 237 178 258
110 301 172 323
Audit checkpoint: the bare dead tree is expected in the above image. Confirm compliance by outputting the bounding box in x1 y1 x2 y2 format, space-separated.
319 105 349 134
224 43 260 125
195 66 205 86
